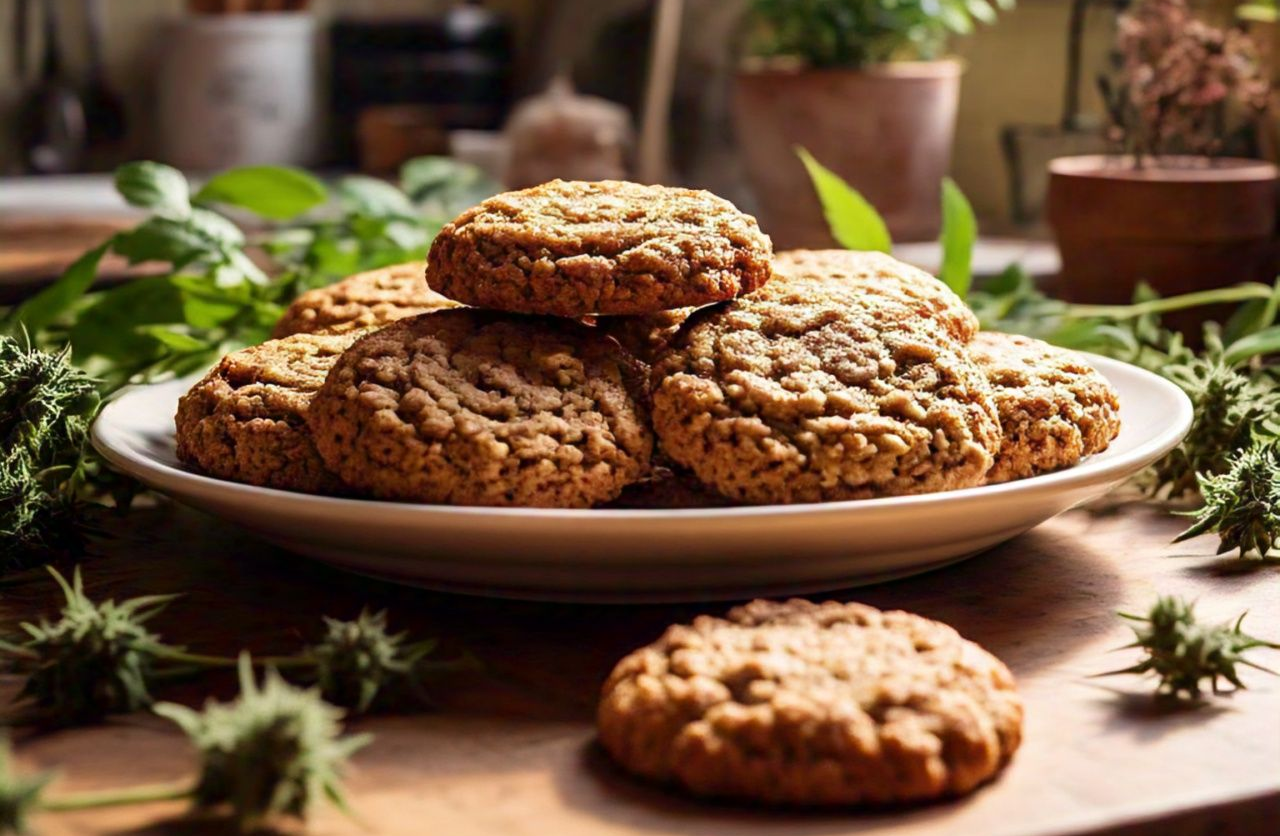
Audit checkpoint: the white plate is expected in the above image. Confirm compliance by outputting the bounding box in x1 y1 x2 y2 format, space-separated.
91 356 1191 602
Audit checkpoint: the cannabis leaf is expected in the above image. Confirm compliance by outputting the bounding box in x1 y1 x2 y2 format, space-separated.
1176 441 1280 559
0 738 52 836
1102 596 1279 699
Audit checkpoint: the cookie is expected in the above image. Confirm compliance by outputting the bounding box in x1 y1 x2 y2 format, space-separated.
272 262 456 338
596 308 698 365
773 249 979 343
598 599 1023 805
970 331 1121 483
650 276 1001 503
604 462 736 509
307 309 654 507
175 332 361 493
426 180 773 316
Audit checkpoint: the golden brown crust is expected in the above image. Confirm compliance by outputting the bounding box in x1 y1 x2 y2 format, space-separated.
596 308 699 365
307 309 654 507
272 262 457 338
649 277 1001 504
174 332 361 493
970 332 1121 483
772 249 979 343
598 599 1024 805
426 180 773 316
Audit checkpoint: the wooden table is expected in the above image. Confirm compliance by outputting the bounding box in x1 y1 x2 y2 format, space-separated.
3 499 1278 836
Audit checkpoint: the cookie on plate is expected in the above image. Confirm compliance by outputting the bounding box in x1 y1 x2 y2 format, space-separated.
650 276 1001 504
175 332 361 493
598 599 1024 805
426 180 773 316
272 262 456 338
307 309 654 507
773 249 979 343
970 331 1121 483
604 462 736 509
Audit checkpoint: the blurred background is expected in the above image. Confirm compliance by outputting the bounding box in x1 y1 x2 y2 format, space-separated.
3 0 1280 300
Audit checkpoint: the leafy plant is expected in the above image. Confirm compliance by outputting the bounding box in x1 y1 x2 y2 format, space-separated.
745 0 1014 67
1176 442 1280 558
1099 0 1270 161
0 738 51 835
1101 596 1279 699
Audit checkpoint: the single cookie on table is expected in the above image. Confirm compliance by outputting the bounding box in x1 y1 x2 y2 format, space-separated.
175 332 362 493
426 180 773 317
598 599 1024 805
272 262 457 338
650 276 1001 504
773 248 979 343
970 331 1121 483
307 309 654 507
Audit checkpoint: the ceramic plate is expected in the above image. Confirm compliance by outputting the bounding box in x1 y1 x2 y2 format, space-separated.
91 356 1191 602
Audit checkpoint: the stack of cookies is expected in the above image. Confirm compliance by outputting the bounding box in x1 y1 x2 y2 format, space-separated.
175 179 1120 507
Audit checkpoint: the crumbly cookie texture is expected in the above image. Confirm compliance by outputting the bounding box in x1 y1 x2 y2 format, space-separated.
970 331 1121 483
650 276 1001 503
307 309 654 507
175 332 360 493
272 262 457 338
598 599 1024 805
773 249 979 343
426 180 773 316
604 462 736 509
597 308 698 365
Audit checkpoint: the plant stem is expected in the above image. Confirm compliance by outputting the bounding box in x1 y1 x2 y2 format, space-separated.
40 781 193 812
1065 284 1274 320
153 648 311 670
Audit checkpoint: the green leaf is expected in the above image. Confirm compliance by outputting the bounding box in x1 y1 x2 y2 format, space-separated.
966 0 998 24
195 166 328 220
9 243 109 333
337 176 416 219
1223 325 1280 366
796 146 891 253
187 208 245 248
68 277 185 363
938 177 977 297
114 218 212 265
135 325 209 353
1223 279 1280 345
114 161 190 218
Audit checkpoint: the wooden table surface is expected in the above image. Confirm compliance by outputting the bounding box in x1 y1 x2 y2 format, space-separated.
3 499 1278 836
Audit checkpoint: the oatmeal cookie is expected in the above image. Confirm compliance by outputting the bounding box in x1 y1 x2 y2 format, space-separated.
307 309 654 507
596 308 698 365
650 277 1001 503
175 332 361 493
970 331 1121 483
598 599 1024 805
773 249 979 343
272 262 456 338
426 180 773 316
604 462 736 509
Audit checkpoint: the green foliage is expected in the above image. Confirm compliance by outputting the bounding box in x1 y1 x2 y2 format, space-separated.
938 176 976 297
194 166 328 220
1103 596 1279 699
746 0 1013 66
796 147 891 252
155 656 370 830
0 738 51 836
1176 442 1280 559
0 337 101 566
0 567 180 724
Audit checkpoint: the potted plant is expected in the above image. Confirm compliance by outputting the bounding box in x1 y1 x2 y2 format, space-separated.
1047 0 1277 333
732 0 1012 247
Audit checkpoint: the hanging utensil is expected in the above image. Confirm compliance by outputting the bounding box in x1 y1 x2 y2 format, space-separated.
15 0 87 173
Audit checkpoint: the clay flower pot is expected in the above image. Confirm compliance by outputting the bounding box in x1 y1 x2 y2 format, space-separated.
733 60 962 247
1047 155 1279 332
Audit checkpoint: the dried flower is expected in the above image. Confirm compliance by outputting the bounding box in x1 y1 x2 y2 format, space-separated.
1176 442 1280 558
1103 596 1279 699
154 656 370 831
0 738 51 836
0 567 181 724
307 610 446 714
1104 0 1269 160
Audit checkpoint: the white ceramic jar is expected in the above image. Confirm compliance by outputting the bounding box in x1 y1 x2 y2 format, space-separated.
157 13 320 170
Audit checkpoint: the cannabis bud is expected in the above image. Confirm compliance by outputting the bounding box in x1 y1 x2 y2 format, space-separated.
1105 596 1279 699
1176 441 1280 559
0 567 178 724
154 655 370 830
0 737 51 836
307 610 441 714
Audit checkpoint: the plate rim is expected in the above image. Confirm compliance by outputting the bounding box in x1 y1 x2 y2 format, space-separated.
90 353 1193 521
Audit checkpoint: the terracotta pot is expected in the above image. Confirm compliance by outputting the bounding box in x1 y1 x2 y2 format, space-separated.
733 61 961 247
1047 155 1279 335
